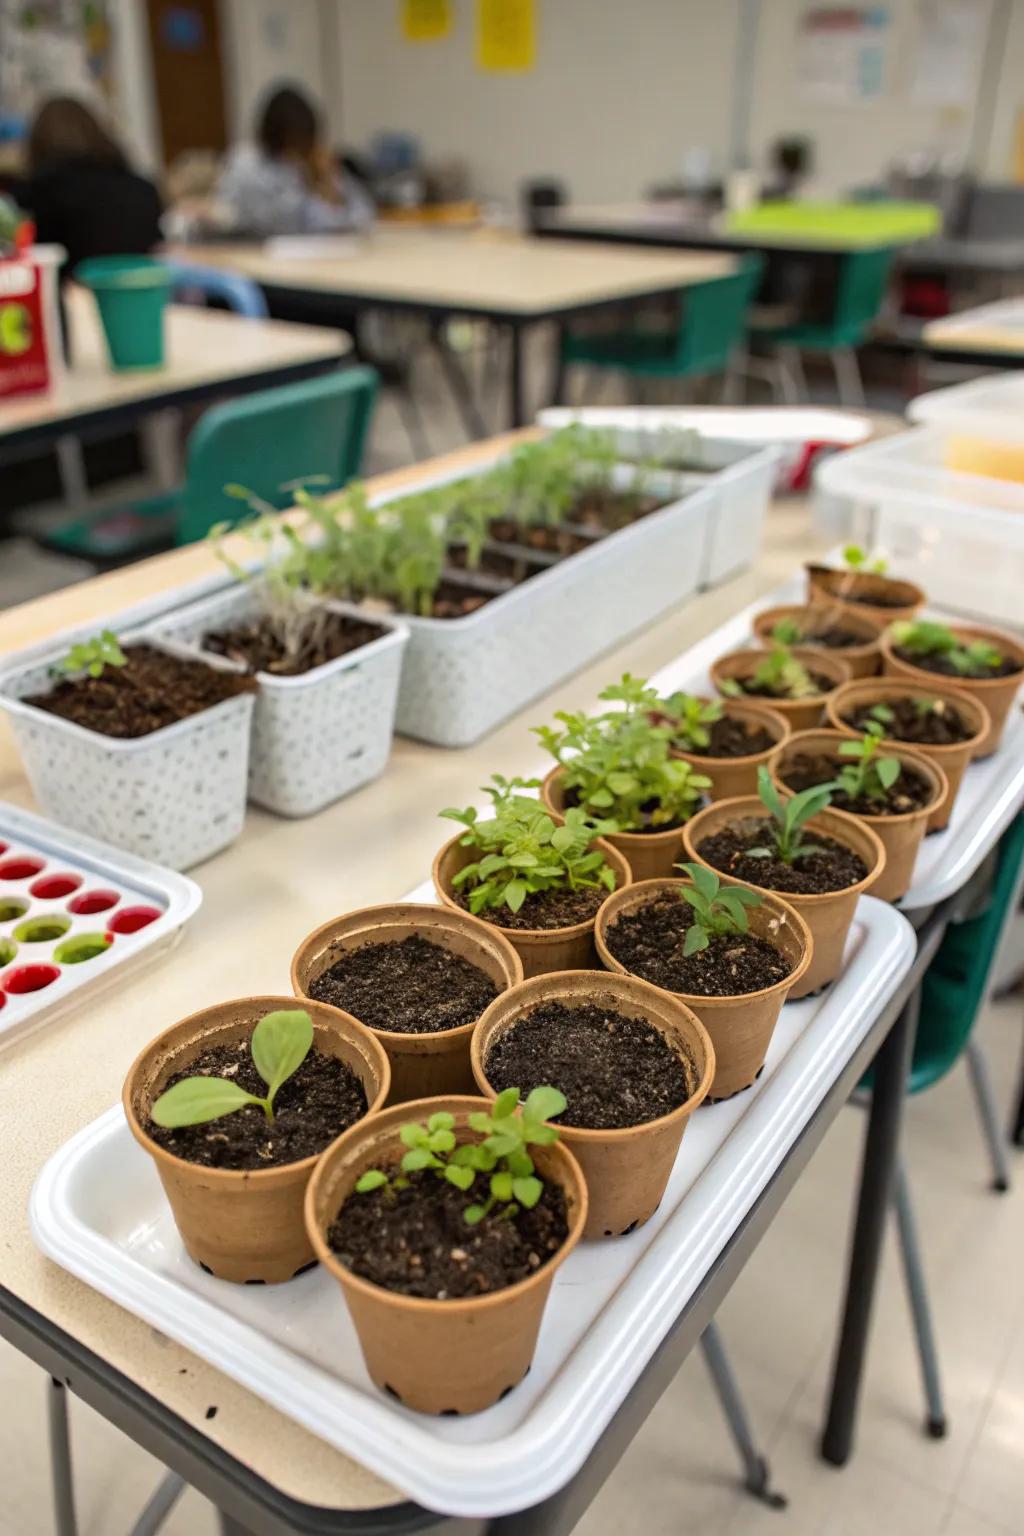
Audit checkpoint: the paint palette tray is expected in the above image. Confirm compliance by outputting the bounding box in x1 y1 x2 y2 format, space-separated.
0 801 202 1051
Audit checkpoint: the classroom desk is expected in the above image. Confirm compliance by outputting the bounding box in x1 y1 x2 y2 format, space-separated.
168 232 735 430
534 201 924 253
923 297 1024 365
0 288 351 460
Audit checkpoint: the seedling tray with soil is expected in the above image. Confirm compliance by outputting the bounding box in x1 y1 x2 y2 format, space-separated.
304 934 499 1036
693 817 868 895
32 879 913 1515
840 694 975 747
599 891 792 996
0 799 200 1052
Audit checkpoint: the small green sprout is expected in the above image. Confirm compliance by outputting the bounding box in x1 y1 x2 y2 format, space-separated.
843 543 887 574
661 691 724 752
834 722 901 804
676 862 763 957
355 1086 567 1227
55 630 127 680
891 620 1003 676
770 616 804 646
748 642 819 701
151 1009 314 1128
747 766 832 866
868 702 896 727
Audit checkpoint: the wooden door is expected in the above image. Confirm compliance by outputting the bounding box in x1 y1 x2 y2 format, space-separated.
145 0 228 164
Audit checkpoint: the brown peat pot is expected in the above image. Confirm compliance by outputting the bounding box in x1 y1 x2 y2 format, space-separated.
540 764 687 882
594 878 812 1099
290 904 522 1105
880 623 1024 758
826 677 991 832
470 971 714 1239
751 603 883 679
665 696 790 801
804 563 925 625
304 1095 587 1415
709 646 851 734
123 996 390 1284
432 828 632 978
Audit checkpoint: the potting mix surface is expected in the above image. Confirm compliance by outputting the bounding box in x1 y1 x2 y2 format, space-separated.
28 646 254 739
203 612 387 677
843 696 974 747
460 885 606 931
147 1042 367 1170
787 622 869 649
738 670 835 702
484 1001 694 1130
679 715 776 759
329 1169 569 1299
606 894 792 996
307 935 498 1034
779 754 934 816
892 645 1020 681
696 817 869 894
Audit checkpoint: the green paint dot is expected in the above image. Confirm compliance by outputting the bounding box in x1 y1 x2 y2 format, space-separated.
0 938 17 967
0 900 28 923
53 933 112 966
13 914 71 944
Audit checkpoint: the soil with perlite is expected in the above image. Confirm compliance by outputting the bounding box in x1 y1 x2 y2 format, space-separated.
695 817 868 894
459 885 606 931
892 646 1021 681
329 1169 569 1299
484 1001 694 1129
307 935 498 1034
779 753 934 816
842 696 973 747
676 716 776 759
605 894 792 995
29 645 254 738
203 612 386 677
146 1042 367 1170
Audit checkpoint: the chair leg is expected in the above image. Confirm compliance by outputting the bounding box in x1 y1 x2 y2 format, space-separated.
965 1036 1011 1192
699 1322 787 1508
831 346 866 408
893 1160 947 1439
129 1472 187 1536
55 436 89 509
771 350 802 404
48 1378 79 1536
392 381 432 463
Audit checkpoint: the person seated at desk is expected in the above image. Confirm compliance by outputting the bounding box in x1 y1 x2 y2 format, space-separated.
21 96 163 274
217 84 374 238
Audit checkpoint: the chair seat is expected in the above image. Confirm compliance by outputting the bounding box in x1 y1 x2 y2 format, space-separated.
41 489 182 566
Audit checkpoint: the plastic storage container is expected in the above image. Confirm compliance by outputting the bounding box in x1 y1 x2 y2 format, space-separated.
908 372 1024 482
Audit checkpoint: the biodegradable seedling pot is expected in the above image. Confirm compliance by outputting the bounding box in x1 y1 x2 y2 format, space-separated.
304 1095 588 1415
682 796 885 1000
709 646 852 733
665 697 790 801
432 830 632 978
290 904 522 1105
594 878 812 1099
541 764 688 882
826 678 991 832
751 603 883 680
880 624 1024 758
805 563 925 626
768 729 947 903
123 996 390 1284
470 971 714 1239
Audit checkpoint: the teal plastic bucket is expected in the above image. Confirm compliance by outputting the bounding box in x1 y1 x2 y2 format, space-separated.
76 256 170 371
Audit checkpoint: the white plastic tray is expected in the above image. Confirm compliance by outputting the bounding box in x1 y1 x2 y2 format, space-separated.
0 802 202 1051
31 894 914 1518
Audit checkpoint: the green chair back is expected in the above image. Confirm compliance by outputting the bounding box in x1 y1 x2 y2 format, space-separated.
175 365 379 546
670 253 765 373
831 247 893 346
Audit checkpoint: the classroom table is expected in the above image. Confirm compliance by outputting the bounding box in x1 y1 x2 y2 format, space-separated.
0 287 351 460
535 202 929 253
0 434 1017 1535
167 232 735 431
923 297 1024 366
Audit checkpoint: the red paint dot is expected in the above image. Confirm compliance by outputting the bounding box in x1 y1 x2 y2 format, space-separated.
0 857 46 881
107 905 161 935
0 992 6 1010
30 873 83 900
3 963 60 994
68 889 120 916
0 842 7 856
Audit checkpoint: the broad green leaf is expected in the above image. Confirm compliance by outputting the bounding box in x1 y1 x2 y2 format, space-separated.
427 1111 455 1133
464 1205 486 1225
444 1164 475 1191
683 925 709 957
468 1111 493 1134
427 1128 456 1154
493 1087 521 1118
512 1176 543 1209
150 1076 261 1128
757 765 785 823
250 1009 314 1103
400 1147 438 1172
490 1171 513 1202
484 1131 520 1157
505 879 528 913
681 862 718 902
877 757 901 789
507 1148 534 1178
400 1122 426 1148
355 1170 388 1193
524 1085 567 1123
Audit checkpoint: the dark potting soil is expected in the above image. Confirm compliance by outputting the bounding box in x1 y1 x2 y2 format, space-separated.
681 715 776 759
563 783 685 835
568 489 664 534
844 696 973 747
146 1041 367 1171
202 611 387 677
459 884 605 932
780 753 934 816
739 671 835 702
29 645 255 739
605 894 791 996
892 645 1020 682
329 1167 569 1299
446 545 550 583
484 1001 694 1130
429 582 493 620
307 935 498 1035
488 519 596 557
696 816 868 895
799 623 870 649
838 588 907 610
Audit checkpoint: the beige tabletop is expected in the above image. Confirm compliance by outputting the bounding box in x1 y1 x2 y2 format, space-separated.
0 286 349 445
169 230 735 317
923 298 1024 356
0 435 820 1515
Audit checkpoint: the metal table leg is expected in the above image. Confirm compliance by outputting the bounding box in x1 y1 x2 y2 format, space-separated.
820 986 920 1465
700 1323 787 1508
49 1377 79 1536
508 324 526 429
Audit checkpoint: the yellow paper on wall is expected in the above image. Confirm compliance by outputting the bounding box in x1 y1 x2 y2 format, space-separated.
477 0 535 71
401 0 451 41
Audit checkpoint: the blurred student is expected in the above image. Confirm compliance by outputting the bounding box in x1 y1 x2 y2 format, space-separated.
217 85 374 237
23 96 163 273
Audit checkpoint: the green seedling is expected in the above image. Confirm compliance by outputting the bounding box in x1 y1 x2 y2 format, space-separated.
891 620 1003 676
843 543 887 574
441 775 618 915
660 691 724 752
747 765 832 866
834 722 901 803
54 630 127 680
151 1008 314 1128
868 702 896 727
770 616 804 646
748 642 819 700
676 862 763 956
534 674 711 832
355 1086 566 1226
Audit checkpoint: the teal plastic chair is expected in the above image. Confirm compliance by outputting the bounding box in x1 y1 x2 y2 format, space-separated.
750 246 894 406
42 366 379 565
559 254 764 392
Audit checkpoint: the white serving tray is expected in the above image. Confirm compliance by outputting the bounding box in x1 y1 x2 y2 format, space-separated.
0 802 202 1051
31 893 914 1519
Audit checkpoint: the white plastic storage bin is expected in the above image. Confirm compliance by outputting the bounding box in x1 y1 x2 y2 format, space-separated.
153 588 409 817
908 371 1024 483
0 638 254 871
